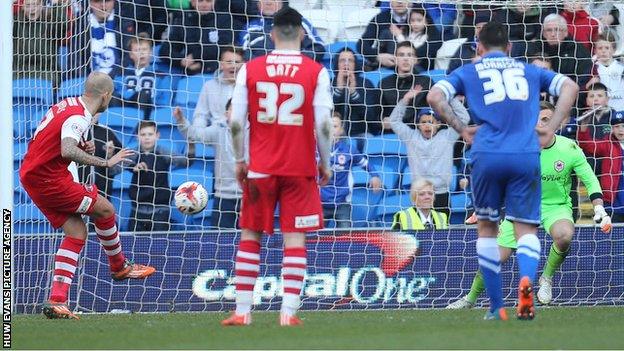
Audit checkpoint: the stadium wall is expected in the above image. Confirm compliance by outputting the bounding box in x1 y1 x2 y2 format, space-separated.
14 227 623 314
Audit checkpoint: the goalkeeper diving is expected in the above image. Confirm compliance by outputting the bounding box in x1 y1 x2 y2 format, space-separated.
448 101 612 309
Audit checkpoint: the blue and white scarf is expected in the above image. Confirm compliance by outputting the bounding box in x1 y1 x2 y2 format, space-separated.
90 12 119 75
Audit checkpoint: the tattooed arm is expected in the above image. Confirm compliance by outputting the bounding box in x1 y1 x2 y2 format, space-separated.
61 137 134 168
427 86 468 134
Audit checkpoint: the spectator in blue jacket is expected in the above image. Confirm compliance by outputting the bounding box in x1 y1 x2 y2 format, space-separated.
321 113 382 228
113 33 158 111
241 0 326 62
159 0 234 75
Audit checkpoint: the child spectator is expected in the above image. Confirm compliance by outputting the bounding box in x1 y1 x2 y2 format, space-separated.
128 121 194 231
159 0 234 75
378 6 443 71
320 112 382 228
173 99 242 229
113 33 156 110
193 47 244 126
379 41 432 133
584 83 614 140
391 178 448 230
578 110 624 222
591 32 624 111
389 88 469 217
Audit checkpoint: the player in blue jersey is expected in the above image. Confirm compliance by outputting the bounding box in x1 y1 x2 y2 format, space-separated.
427 22 579 321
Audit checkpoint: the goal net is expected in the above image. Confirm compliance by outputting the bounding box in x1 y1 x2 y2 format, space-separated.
10 0 624 314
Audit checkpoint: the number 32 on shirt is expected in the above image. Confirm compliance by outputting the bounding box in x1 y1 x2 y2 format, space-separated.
256 81 305 126
478 68 529 105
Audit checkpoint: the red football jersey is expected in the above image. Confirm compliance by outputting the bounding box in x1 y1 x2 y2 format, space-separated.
20 97 91 185
243 51 329 177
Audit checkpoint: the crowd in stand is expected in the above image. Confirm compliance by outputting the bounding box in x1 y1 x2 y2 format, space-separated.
12 0 624 230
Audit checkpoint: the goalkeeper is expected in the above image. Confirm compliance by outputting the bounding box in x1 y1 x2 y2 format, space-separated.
448 101 612 308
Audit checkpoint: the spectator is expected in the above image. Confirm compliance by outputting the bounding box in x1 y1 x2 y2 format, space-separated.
193 46 245 126
113 33 157 110
379 6 443 71
128 121 194 231
174 100 242 229
523 14 593 90
389 88 470 217
214 0 254 42
241 0 325 62
78 120 123 198
560 0 601 52
379 41 432 133
391 178 449 230
528 55 557 104
359 0 411 70
446 12 492 74
584 83 614 140
457 4 501 39
577 110 624 223
591 32 624 111
331 47 378 146
422 3 457 40
320 113 382 228
588 1 620 28
125 0 168 41
13 0 69 85
66 0 138 79
496 3 556 43
159 0 234 75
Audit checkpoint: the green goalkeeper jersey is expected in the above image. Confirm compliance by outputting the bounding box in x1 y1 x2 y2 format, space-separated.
540 135 602 208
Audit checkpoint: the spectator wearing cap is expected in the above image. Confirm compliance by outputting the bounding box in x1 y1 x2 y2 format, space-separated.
578 110 624 222
389 88 470 217
391 178 448 230
241 0 326 62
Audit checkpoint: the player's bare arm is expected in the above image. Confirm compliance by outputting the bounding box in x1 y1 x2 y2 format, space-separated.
427 87 476 143
61 137 133 168
536 79 579 145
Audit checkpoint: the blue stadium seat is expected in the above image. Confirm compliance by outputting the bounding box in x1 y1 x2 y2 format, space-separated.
100 106 142 136
401 168 412 189
376 191 412 225
170 168 213 189
58 77 85 100
156 125 187 154
362 68 394 88
13 78 53 108
351 188 383 227
151 106 190 125
112 170 134 190
364 133 407 156
422 69 447 83
174 74 214 109
368 155 403 190
14 142 28 162
154 74 175 107
193 144 215 159
450 192 468 225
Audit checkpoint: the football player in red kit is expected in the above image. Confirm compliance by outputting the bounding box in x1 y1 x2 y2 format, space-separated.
222 7 333 327
19 72 156 320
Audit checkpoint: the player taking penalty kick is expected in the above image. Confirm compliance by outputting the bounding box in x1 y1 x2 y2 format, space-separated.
447 102 612 309
427 22 579 320
222 7 333 327
19 72 156 320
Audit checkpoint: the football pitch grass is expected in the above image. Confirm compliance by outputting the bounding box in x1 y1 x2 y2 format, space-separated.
13 307 623 349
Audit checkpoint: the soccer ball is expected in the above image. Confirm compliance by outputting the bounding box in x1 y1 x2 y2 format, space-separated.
174 181 208 215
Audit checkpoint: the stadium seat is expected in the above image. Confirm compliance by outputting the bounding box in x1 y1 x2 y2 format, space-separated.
174 74 214 109
100 106 142 135
362 68 394 88
375 191 412 225
112 170 134 190
150 106 189 125
422 69 447 83
14 142 28 162
154 74 175 107
449 192 468 225
170 168 213 190
13 78 54 108
342 8 380 41
58 77 85 100
401 168 412 189
193 143 215 159
350 187 383 227
434 38 467 71
13 106 42 139
299 9 342 43
368 155 402 190
364 133 407 156
156 125 187 153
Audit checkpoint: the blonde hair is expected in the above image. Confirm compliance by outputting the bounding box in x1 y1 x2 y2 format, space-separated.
410 178 434 203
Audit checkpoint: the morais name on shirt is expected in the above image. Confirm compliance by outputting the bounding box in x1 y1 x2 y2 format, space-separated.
474 58 524 71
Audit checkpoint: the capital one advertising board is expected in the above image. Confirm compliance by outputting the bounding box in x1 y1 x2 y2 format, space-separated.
13 229 624 313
